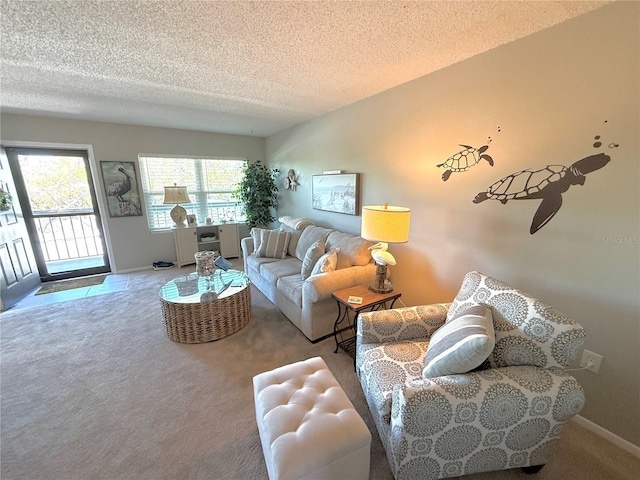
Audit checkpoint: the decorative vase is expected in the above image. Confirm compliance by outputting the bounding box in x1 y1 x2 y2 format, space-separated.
195 251 216 279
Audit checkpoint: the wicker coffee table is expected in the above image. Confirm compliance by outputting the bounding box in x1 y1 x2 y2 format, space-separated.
159 269 251 343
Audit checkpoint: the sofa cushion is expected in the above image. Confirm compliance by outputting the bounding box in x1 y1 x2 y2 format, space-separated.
422 305 494 378
256 229 291 259
295 226 333 261
301 240 326 280
260 258 303 286
326 232 373 269
279 223 305 257
277 274 305 308
246 253 282 274
311 248 338 276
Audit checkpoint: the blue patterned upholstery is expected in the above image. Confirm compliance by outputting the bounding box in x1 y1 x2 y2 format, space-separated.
356 271 585 479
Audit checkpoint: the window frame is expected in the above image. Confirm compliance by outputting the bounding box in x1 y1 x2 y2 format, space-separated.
138 154 247 232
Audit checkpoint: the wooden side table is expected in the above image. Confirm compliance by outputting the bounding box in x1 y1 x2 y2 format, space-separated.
331 284 402 358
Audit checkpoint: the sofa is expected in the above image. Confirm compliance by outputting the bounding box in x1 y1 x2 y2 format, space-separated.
356 271 586 479
241 220 376 342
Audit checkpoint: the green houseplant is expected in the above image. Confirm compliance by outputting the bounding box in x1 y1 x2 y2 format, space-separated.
0 186 13 211
234 160 279 229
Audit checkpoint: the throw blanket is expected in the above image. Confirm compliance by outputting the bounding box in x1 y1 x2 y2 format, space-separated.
278 216 314 230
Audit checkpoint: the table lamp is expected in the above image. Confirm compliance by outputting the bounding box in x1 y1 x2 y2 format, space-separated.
163 184 192 227
361 204 411 293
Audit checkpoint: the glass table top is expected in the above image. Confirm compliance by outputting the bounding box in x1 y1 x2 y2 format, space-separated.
159 269 250 304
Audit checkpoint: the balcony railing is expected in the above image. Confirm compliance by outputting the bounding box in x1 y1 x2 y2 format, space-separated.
33 213 104 262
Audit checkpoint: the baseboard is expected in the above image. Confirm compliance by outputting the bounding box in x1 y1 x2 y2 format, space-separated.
572 415 640 458
111 265 155 274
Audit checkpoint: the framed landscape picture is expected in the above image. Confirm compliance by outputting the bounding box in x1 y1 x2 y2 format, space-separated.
312 173 360 215
100 161 143 217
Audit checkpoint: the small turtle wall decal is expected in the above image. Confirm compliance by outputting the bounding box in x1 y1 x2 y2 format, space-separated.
437 144 494 181
473 153 610 234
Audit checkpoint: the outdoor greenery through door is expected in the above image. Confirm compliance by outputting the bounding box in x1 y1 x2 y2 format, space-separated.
6 147 110 282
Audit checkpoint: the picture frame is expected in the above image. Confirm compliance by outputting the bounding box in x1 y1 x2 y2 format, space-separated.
187 214 197 226
100 161 143 217
312 173 360 215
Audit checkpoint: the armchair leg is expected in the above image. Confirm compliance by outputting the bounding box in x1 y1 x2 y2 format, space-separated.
522 465 545 474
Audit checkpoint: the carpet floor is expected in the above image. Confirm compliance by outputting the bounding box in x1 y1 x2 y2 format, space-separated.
1 266 638 479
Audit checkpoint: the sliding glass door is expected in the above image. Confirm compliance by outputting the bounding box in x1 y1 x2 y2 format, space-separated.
6 147 110 281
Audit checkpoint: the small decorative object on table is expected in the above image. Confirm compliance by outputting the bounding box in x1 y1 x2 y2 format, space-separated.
195 251 216 280
199 232 216 242
174 273 199 296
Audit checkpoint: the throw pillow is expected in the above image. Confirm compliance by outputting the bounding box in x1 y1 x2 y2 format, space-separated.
301 240 326 280
422 304 495 378
295 226 333 261
256 229 291 259
310 248 339 276
250 227 264 253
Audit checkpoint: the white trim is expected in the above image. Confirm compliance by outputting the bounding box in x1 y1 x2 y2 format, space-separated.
138 153 247 162
572 415 640 457
110 265 154 274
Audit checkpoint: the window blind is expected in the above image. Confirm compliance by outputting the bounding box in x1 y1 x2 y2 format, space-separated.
138 155 247 231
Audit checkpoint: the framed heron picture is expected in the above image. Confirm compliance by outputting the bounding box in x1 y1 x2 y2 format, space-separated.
312 173 360 215
100 161 143 217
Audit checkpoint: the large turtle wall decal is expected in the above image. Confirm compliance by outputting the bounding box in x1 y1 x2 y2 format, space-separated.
437 144 494 181
473 153 611 234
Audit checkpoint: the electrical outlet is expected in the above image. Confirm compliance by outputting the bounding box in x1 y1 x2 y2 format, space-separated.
580 349 603 374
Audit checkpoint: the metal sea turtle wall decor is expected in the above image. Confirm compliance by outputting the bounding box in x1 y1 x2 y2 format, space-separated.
473 152 611 234
437 143 494 181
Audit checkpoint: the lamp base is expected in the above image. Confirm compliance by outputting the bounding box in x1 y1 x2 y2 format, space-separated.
170 204 187 227
368 263 393 294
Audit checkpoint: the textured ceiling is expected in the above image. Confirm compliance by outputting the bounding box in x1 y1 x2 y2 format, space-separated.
1 0 610 137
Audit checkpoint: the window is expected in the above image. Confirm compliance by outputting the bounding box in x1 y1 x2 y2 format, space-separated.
138 155 246 231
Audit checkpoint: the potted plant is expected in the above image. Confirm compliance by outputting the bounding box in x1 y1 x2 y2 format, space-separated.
0 186 13 211
234 160 279 229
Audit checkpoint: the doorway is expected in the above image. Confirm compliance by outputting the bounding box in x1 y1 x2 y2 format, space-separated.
0 147 40 310
5 147 111 282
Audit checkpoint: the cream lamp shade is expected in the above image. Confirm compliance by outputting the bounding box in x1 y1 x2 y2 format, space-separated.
361 204 411 244
163 185 192 227
361 204 411 293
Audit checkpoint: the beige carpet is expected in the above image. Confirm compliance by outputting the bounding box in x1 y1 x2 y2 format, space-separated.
1 266 638 480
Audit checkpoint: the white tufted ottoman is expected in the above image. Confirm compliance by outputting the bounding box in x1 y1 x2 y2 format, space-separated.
253 356 371 480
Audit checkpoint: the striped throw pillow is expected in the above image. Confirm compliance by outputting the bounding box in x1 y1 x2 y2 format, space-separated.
256 229 291 259
422 305 495 378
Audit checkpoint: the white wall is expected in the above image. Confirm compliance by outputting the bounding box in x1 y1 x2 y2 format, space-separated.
266 2 639 446
0 116 264 271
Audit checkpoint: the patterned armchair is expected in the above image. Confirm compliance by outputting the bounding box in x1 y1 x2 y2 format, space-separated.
356 271 586 480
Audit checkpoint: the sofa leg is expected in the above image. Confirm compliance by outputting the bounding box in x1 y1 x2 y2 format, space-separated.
522 465 545 474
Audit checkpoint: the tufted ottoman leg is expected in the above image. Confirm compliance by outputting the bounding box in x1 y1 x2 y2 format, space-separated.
253 357 371 480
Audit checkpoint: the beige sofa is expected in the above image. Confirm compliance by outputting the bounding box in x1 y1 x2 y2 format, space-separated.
241 222 376 342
